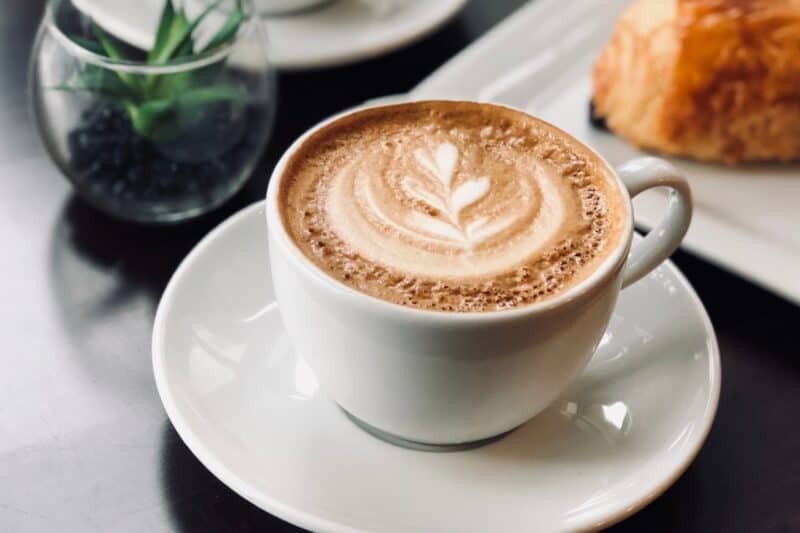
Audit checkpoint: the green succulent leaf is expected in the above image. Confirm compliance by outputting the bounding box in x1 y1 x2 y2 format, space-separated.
175 84 245 108
148 1 221 64
65 0 246 142
70 36 107 56
175 37 195 58
152 71 195 98
149 0 178 61
91 23 142 91
148 1 190 64
91 22 125 60
128 99 177 139
55 65 134 99
202 0 244 52
130 84 245 139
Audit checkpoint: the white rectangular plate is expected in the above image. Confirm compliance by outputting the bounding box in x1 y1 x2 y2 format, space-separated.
412 0 800 305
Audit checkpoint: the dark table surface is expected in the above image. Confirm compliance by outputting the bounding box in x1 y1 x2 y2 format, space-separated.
2 1 799 532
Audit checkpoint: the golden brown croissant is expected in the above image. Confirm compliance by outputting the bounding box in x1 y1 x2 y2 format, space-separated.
592 0 800 164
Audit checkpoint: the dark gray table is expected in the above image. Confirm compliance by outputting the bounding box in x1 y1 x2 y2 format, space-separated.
2 1 798 531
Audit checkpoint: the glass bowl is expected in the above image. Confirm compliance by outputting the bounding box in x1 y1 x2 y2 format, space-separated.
30 0 276 223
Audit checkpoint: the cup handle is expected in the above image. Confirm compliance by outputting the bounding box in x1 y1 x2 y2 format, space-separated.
616 157 693 289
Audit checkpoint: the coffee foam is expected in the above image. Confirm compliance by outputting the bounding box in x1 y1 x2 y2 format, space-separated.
280 101 626 312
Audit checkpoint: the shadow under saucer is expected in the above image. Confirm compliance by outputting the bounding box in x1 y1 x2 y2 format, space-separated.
159 421 302 533
46 194 251 396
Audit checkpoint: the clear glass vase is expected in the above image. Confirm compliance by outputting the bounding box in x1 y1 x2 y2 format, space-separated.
30 0 277 223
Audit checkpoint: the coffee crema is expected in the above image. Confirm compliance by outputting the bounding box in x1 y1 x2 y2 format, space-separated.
279 101 627 312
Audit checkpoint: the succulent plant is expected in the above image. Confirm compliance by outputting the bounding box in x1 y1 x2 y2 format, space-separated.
61 0 246 140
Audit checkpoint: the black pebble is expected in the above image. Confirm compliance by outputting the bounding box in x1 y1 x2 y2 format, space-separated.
68 102 258 204
111 180 126 196
125 165 145 185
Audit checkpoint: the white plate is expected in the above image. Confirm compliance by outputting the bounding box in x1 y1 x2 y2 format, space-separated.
70 0 468 70
413 0 800 305
152 201 720 532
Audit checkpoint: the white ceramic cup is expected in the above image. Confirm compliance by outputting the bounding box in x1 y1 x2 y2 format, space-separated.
266 101 692 447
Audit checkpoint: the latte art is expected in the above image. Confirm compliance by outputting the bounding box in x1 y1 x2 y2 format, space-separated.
327 139 570 279
280 101 626 312
399 142 493 246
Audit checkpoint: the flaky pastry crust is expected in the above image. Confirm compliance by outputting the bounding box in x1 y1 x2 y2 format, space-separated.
592 0 800 163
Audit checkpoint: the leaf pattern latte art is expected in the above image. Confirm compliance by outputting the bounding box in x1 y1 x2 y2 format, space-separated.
400 142 499 246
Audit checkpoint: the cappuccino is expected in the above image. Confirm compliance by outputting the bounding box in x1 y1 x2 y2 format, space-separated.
279 101 626 312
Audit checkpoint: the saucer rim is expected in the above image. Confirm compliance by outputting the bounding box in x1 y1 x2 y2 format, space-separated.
266 0 470 71
152 200 721 532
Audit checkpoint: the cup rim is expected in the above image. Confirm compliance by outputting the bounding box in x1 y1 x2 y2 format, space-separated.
265 99 634 323
43 0 258 75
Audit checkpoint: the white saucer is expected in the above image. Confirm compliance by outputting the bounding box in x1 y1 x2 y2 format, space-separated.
262 0 468 70
152 202 720 532
71 0 468 70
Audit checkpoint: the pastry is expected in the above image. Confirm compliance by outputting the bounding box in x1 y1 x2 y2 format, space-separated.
592 0 800 164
